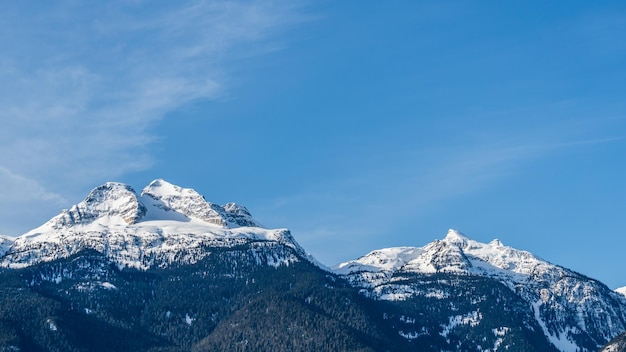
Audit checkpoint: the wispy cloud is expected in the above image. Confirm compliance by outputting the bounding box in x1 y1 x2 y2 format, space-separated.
0 167 65 204
0 167 67 236
403 135 624 205
0 0 307 234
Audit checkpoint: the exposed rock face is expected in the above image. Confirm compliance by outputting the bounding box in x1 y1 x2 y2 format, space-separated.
223 202 260 227
141 179 227 226
49 182 146 229
140 179 262 228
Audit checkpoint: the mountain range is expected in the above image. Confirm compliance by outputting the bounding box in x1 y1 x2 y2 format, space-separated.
0 179 624 351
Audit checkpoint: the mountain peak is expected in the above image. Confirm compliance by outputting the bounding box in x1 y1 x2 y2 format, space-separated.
140 179 227 226
140 179 261 228
443 228 469 247
489 238 504 247
142 178 182 197
335 229 555 285
45 182 146 229
25 179 263 235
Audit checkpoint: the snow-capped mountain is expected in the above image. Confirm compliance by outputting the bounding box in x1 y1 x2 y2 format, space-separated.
1 179 306 270
2 181 625 352
334 229 626 352
334 229 576 288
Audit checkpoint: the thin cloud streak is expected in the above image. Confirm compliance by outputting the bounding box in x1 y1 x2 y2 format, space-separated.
0 0 308 235
0 167 65 204
409 136 624 205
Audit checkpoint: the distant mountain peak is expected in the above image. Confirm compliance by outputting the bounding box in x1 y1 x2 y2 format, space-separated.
443 228 469 247
46 181 146 230
334 230 550 282
140 179 262 228
141 178 228 226
142 178 180 196
334 229 626 352
489 238 504 247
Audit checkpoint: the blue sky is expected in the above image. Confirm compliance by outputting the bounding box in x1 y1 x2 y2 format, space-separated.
1 1 625 287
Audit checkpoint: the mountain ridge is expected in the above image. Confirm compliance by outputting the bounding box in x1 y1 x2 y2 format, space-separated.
0 180 624 352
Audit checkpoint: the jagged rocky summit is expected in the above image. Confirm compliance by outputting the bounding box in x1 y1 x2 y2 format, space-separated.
1 179 306 270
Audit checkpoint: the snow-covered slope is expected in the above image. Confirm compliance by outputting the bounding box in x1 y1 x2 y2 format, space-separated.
334 229 626 352
1 179 305 270
616 287 626 299
334 229 557 287
140 179 261 228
